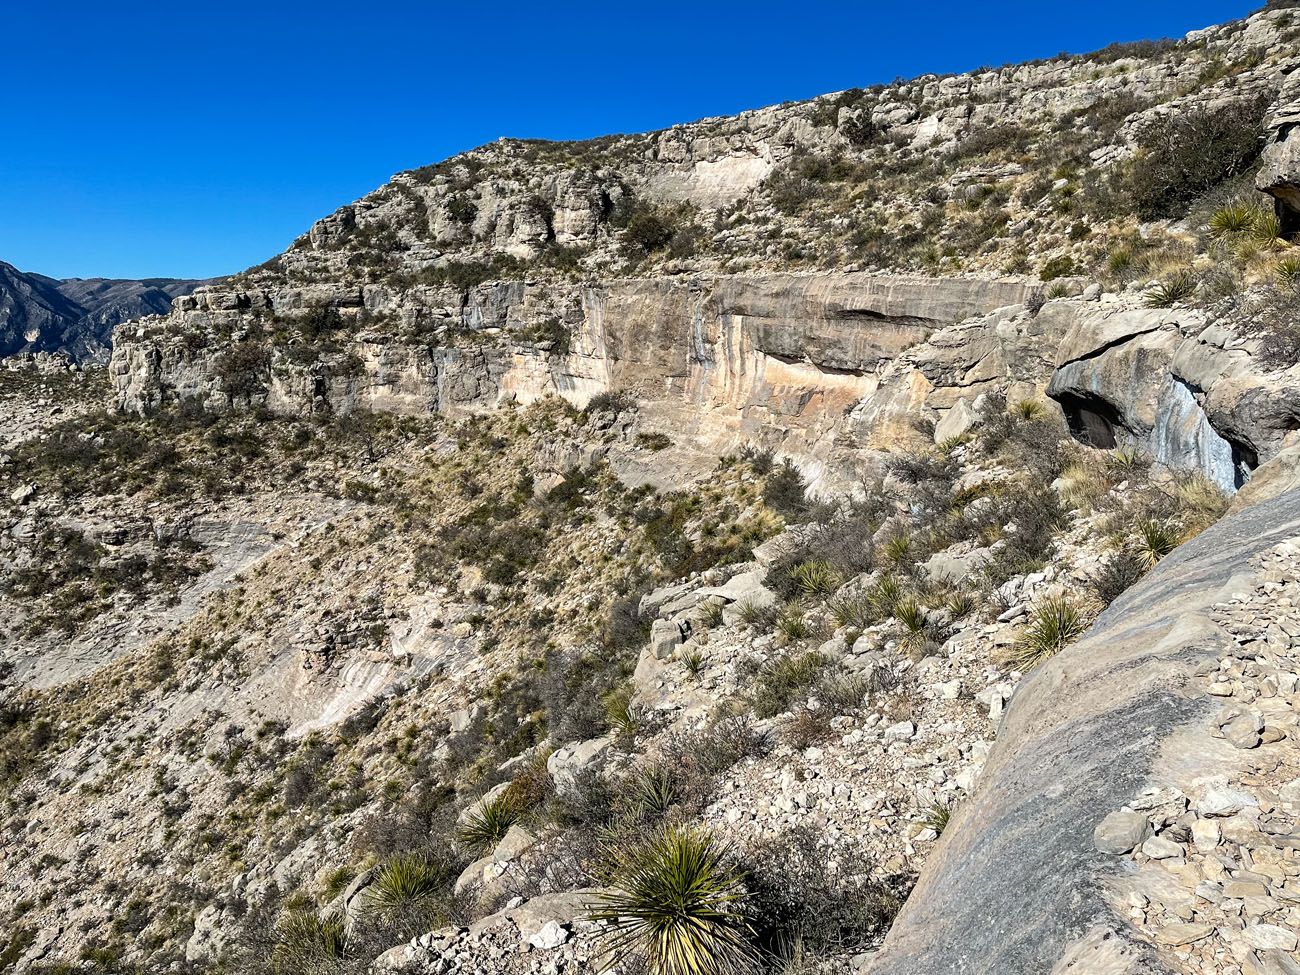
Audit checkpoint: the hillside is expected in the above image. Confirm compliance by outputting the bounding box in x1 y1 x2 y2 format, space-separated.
5 5 1300 975
0 261 207 362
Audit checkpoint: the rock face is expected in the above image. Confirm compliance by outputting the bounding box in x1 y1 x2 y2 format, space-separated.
1258 68 1300 233
1043 303 1300 491
866 487 1300 975
0 260 208 361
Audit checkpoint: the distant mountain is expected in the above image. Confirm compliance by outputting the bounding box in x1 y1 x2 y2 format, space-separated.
0 261 211 362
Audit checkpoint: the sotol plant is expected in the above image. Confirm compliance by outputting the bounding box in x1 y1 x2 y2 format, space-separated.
1012 597 1087 669
589 825 757 975
456 794 520 855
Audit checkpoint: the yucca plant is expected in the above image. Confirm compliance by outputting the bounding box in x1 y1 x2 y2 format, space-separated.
629 763 679 819
1107 243 1136 279
1209 200 1263 238
1144 270 1198 309
604 684 639 739
1133 518 1180 569
881 534 912 566
698 600 725 629
1012 597 1086 670
272 912 348 973
791 560 842 598
828 592 875 630
944 591 977 620
775 604 810 641
1275 254 1300 286
736 599 777 629
589 825 757 975
923 802 952 837
869 574 904 617
1249 209 1284 245
1011 399 1045 420
456 793 521 855
681 649 706 677
893 597 927 635
362 850 457 920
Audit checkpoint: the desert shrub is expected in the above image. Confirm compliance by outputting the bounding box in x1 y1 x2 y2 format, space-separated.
745 826 905 963
1144 270 1198 308
270 912 348 975
752 651 826 718
589 825 757 975
1092 552 1146 607
658 714 766 810
215 342 271 398
1040 255 1076 281
1247 284 1300 367
1132 518 1180 568
1119 95 1271 220
763 459 809 519
456 794 520 855
1011 597 1087 669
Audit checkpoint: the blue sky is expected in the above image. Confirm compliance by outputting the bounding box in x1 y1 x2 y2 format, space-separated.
0 0 1259 280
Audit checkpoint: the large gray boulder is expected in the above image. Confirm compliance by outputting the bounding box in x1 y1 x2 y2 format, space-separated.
867 488 1300 975
1258 72 1300 232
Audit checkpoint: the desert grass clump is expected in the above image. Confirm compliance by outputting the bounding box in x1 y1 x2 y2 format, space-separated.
1011 597 1087 670
1171 474 1230 538
589 825 757 975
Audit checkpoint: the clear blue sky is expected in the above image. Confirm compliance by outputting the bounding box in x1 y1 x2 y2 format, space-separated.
0 0 1259 281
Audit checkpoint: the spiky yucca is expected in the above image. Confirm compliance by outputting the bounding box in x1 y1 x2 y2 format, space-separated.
364 851 457 917
791 560 842 598
1144 270 1197 308
589 825 757 975
828 592 875 630
1012 597 1086 669
630 763 680 819
1133 518 1180 569
1210 201 1265 237
456 794 520 855
272 912 348 973
1011 398 1045 420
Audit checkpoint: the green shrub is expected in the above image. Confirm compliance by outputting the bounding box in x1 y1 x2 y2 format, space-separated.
1144 270 1198 308
775 605 811 642
589 825 757 975
1133 518 1180 568
1120 95 1270 220
1040 255 1076 281
763 459 809 519
1011 597 1087 669
753 651 826 718
791 560 842 598
456 794 520 855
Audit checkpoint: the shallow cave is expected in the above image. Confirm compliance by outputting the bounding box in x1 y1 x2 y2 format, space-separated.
1054 392 1121 449
1228 437 1259 490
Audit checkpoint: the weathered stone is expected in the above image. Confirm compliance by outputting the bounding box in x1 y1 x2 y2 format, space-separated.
1093 811 1151 854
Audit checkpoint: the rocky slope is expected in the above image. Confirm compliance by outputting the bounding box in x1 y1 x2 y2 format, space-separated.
0 261 207 362
5 5 1300 975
